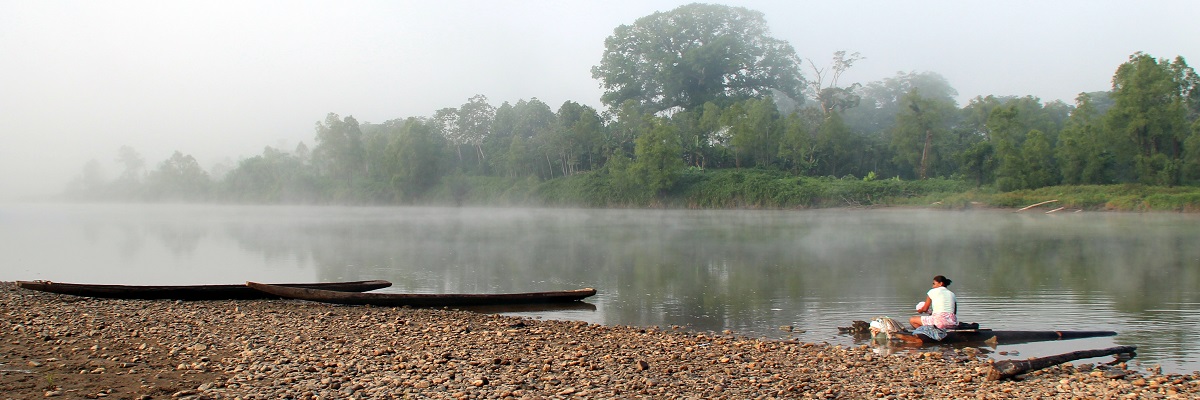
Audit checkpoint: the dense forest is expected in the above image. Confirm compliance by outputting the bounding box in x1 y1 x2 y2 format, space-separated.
65 4 1200 210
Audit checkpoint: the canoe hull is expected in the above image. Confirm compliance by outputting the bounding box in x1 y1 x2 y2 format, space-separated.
245 281 597 307
16 280 392 301
893 329 1118 345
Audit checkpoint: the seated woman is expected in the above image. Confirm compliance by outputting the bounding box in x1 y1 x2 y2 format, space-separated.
909 275 957 329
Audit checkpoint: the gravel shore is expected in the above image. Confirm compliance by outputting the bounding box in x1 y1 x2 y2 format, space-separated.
2 282 1197 399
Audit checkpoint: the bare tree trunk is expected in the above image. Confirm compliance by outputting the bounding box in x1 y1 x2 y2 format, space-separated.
919 128 932 179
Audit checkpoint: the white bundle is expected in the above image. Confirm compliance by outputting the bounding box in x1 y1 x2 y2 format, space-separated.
868 316 905 337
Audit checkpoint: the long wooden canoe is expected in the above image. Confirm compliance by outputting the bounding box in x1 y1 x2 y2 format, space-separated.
891 329 1117 345
16 280 392 301
454 301 598 313
246 281 597 307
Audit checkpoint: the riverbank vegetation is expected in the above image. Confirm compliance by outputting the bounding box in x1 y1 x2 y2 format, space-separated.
61 4 1200 212
416 171 1200 212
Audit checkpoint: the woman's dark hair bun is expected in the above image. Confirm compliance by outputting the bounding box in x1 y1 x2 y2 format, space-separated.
934 275 952 286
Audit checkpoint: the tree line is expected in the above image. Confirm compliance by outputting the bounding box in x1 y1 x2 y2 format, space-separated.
65 4 1200 206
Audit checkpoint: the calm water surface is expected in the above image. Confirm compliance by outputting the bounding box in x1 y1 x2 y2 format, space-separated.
2 203 1198 373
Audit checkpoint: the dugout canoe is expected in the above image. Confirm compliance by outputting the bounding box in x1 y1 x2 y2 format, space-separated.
890 329 1118 345
456 301 598 313
15 280 392 301
245 281 597 307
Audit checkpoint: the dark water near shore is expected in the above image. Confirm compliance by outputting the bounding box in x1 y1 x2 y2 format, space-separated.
3 203 1198 374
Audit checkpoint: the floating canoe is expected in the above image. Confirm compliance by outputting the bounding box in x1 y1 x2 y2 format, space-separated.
891 329 1118 345
15 280 392 301
245 281 597 307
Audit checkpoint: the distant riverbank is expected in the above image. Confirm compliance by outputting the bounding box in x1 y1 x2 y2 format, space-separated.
420 169 1200 213
54 165 1200 212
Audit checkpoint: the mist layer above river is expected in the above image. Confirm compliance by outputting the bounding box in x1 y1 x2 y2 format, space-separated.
2 204 1197 373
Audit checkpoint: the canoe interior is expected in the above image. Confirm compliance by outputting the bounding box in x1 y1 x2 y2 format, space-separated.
245 281 597 307
15 280 392 300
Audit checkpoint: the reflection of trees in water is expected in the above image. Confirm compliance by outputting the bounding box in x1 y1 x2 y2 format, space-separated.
148 223 207 256
117 223 145 260
70 206 210 260
75 213 147 260
223 223 315 266
212 208 1199 335
970 215 1200 312
221 214 579 291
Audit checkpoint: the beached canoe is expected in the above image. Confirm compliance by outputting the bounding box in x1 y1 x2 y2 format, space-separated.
245 281 597 307
15 280 392 301
891 329 1118 345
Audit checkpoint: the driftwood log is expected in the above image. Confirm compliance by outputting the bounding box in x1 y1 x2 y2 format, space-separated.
1016 199 1058 212
987 345 1137 381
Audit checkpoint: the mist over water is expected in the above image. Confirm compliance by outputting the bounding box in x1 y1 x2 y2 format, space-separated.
2 204 1198 373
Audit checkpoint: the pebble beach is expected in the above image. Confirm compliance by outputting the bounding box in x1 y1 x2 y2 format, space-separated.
2 282 1198 399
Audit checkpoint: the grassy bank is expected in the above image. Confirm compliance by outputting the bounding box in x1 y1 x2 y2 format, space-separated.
417 169 1200 212
926 184 1200 212
424 169 971 209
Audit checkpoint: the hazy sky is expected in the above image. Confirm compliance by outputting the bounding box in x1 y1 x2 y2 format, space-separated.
2 0 1197 199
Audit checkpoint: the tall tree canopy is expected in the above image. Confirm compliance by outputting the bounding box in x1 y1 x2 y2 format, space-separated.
65 46 1200 205
889 89 957 179
146 151 211 200
1106 53 1198 185
591 3 805 114
313 113 366 182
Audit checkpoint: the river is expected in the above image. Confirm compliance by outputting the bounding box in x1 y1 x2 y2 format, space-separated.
2 203 1197 373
